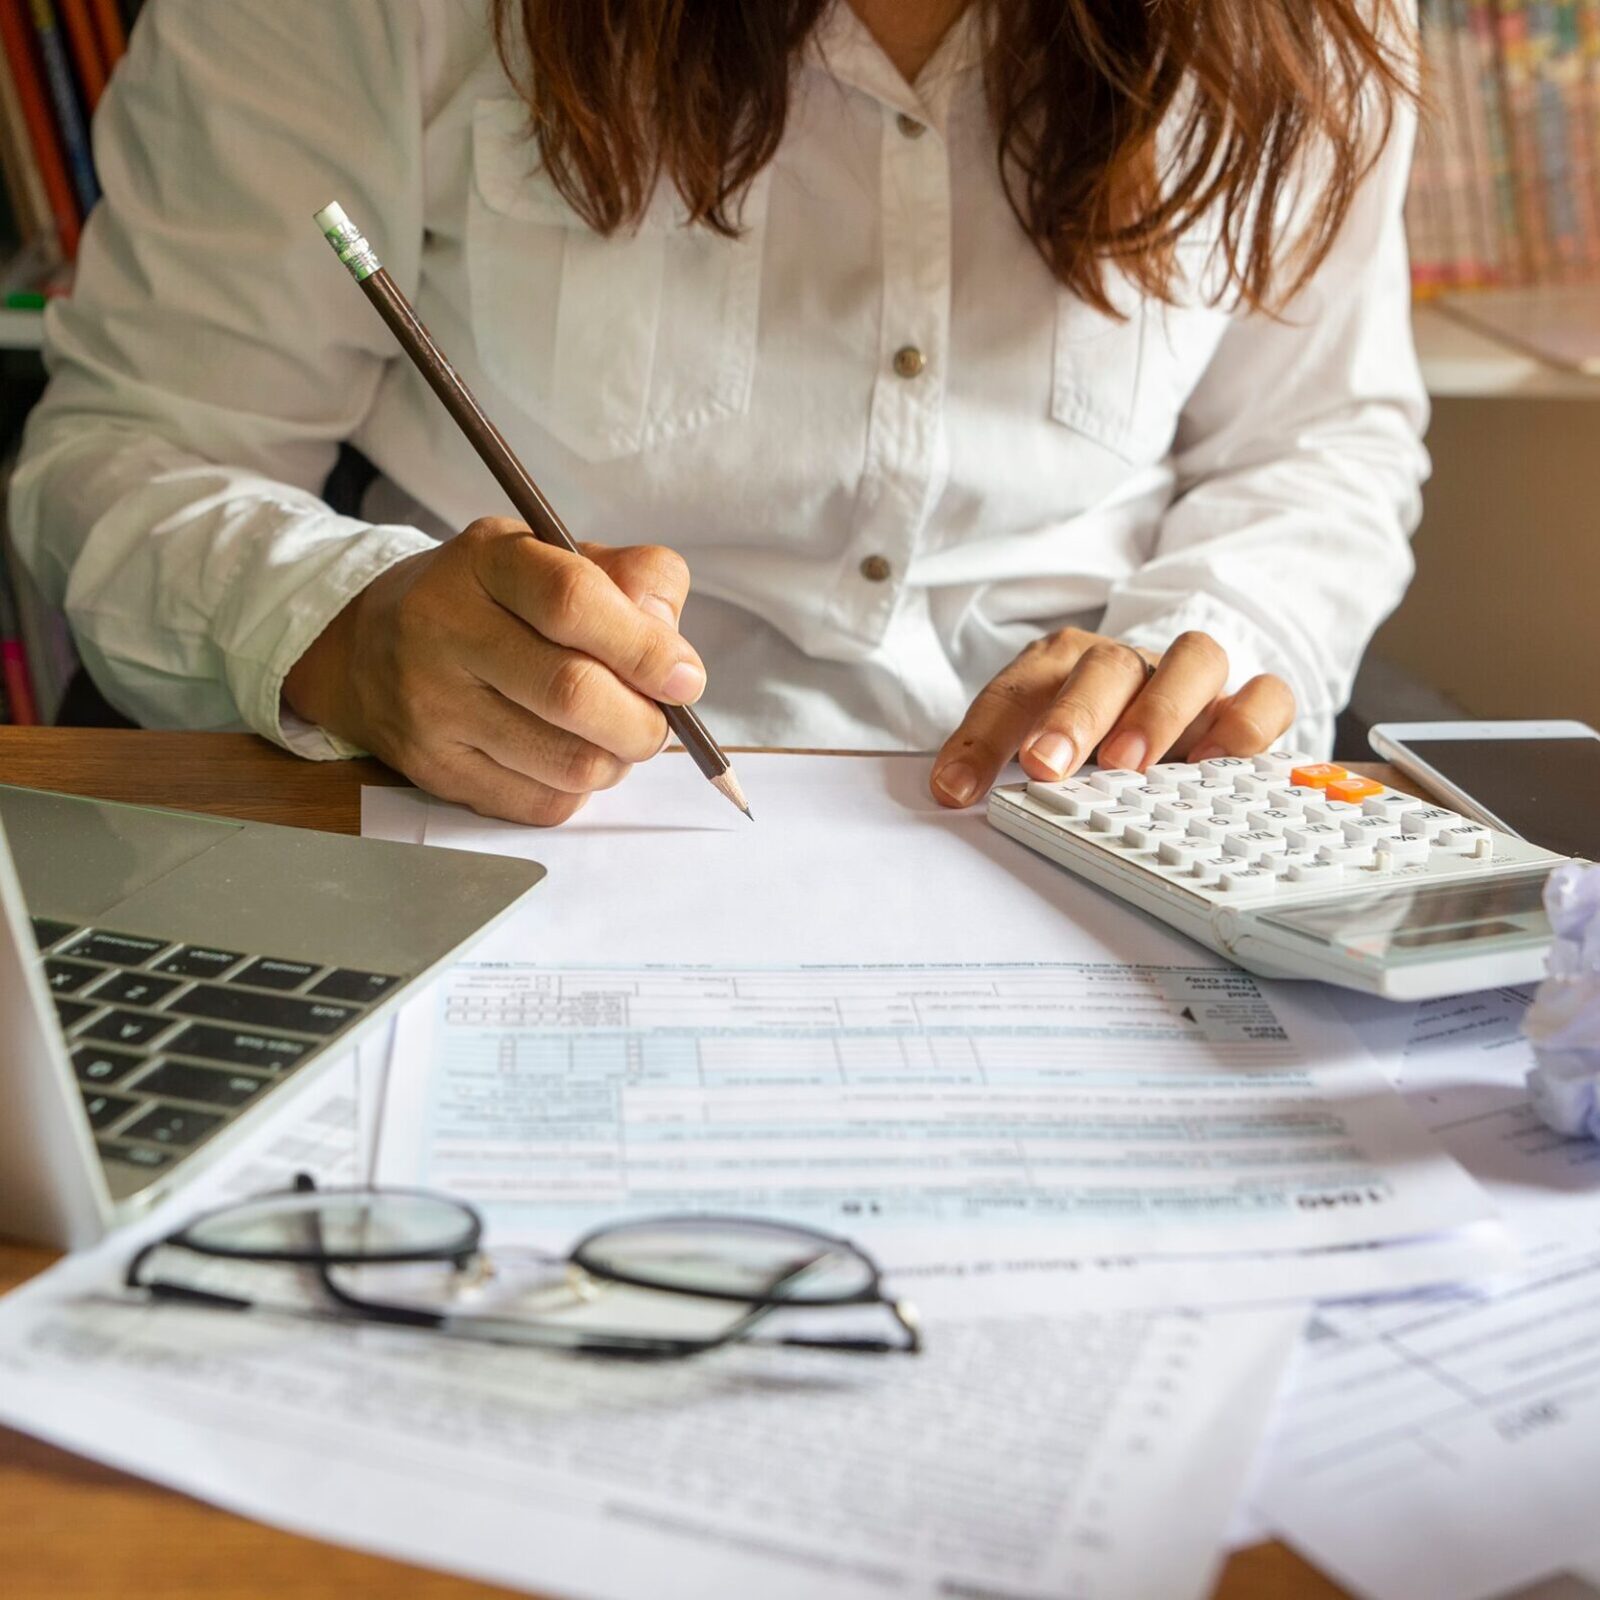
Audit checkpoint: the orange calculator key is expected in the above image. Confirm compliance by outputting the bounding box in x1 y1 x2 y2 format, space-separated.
1326 776 1384 804
1289 763 1350 789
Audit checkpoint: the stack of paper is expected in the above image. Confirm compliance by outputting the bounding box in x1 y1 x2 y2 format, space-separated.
0 754 1589 1600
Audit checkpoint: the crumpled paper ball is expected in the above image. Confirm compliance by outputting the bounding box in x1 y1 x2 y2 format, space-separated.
1525 861 1600 1136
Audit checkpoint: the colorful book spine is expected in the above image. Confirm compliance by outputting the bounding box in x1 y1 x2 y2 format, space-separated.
57 0 102 110
88 0 120 67
0 15 52 254
0 0 78 256
1499 0 1555 283
1448 0 1504 283
26 0 98 217
0 549 37 726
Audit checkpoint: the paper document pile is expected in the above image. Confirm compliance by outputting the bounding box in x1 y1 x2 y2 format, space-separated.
2 755 1595 1600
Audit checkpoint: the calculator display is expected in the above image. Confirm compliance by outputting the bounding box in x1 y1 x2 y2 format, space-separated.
1258 871 1552 961
1408 736 1600 860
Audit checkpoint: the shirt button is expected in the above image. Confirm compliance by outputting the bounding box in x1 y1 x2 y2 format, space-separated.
896 113 927 139
859 554 892 583
892 345 926 379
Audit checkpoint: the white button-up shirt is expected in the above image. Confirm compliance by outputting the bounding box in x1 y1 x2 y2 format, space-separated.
10 0 1428 759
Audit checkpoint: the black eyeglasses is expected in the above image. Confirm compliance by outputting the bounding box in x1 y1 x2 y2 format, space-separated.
125 1174 921 1361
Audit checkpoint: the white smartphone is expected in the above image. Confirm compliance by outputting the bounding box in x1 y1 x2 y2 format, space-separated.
1368 719 1600 861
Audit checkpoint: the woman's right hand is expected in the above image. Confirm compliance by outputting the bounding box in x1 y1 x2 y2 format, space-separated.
282 517 705 824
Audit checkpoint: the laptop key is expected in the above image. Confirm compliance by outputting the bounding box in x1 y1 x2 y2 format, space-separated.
308 968 401 1004
81 1009 179 1049
55 998 98 1030
154 945 245 979
88 970 184 1008
164 1022 311 1070
64 930 171 966
31 917 78 950
98 1141 173 1172
232 957 322 991
171 984 356 1037
82 1090 138 1131
72 1044 145 1085
133 1060 269 1110
122 1102 224 1149
44 958 107 994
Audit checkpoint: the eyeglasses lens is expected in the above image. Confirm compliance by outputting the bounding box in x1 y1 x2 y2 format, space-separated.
184 1190 476 1261
576 1220 876 1304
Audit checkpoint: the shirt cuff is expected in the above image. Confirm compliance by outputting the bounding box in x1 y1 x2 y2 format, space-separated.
232 520 439 762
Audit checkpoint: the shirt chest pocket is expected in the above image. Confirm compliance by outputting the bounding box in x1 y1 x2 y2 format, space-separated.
466 98 771 463
1051 239 1231 464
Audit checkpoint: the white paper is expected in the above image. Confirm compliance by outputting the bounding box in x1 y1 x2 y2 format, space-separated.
375 955 1502 1313
1256 1224 1600 1600
0 1055 1304 1600
1332 985 1600 1241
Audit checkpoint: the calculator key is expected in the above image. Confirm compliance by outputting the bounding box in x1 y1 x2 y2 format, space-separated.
1435 824 1492 852
132 1060 270 1110
122 1103 224 1149
1401 807 1460 839
154 945 247 980
1120 783 1180 813
87 969 184 1008
1267 786 1321 811
1219 867 1278 896
233 957 323 991
44 958 107 994
54 998 97 1030
1317 800 1364 823
72 1044 145 1085
1286 860 1344 886
1229 775 1274 801
1125 821 1186 852
1153 799 1207 826
1246 808 1298 834
82 1091 138 1131
1360 794 1425 824
1026 781 1094 819
1210 795 1255 823
1187 816 1234 845
1374 835 1429 867
1199 756 1253 782
1177 779 1234 805
98 1141 173 1172
1147 762 1202 785
1269 849 1322 877
1158 839 1225 872
164 1023 311 1071
1251 749 1314 778
30 917 77 949
1223 830 1289 860
1318 841 1377 868
170 984 358 1037
1289 763 1349 789
81 1009 178 1049
1325 776 1384 805
1089 804 1143 834
1340 816 1404 844
1284 821 1345 851
63 930 170 966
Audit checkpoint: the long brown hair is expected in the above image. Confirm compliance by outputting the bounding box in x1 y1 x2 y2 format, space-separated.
489 0 1416 313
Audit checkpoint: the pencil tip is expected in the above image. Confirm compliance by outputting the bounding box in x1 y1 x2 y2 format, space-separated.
711 767 752 820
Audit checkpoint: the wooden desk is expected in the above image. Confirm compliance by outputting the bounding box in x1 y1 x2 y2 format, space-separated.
0 728 1376 1600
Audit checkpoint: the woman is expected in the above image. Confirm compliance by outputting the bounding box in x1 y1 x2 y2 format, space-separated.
11 0 1425 825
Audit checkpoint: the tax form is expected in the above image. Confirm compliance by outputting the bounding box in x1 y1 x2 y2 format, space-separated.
0 1049 1305 1600
367 756 1505 1311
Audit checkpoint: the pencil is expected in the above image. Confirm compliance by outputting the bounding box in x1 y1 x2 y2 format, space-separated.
314 201 751 821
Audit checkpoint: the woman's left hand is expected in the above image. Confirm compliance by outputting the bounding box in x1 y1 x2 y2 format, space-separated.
930 628 1296 808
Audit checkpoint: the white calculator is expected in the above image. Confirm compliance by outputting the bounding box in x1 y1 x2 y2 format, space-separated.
987 753 1568 1000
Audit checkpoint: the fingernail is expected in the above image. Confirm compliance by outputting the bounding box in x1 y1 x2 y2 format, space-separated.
1024 732 1075 778
935 761 979 806
638 595 676 624
661 660 706 703
1190 743 1223 762
1100 732 1147 772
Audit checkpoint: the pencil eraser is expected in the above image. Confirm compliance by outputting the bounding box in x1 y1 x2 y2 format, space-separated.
314 201 351 238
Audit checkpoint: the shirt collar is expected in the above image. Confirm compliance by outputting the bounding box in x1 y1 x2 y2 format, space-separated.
803 3 984 130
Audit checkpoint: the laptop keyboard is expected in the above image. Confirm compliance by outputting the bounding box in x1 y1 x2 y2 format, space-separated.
31 916 400 1176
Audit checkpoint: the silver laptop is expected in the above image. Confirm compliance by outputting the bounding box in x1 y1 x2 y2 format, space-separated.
0 783 544 1250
